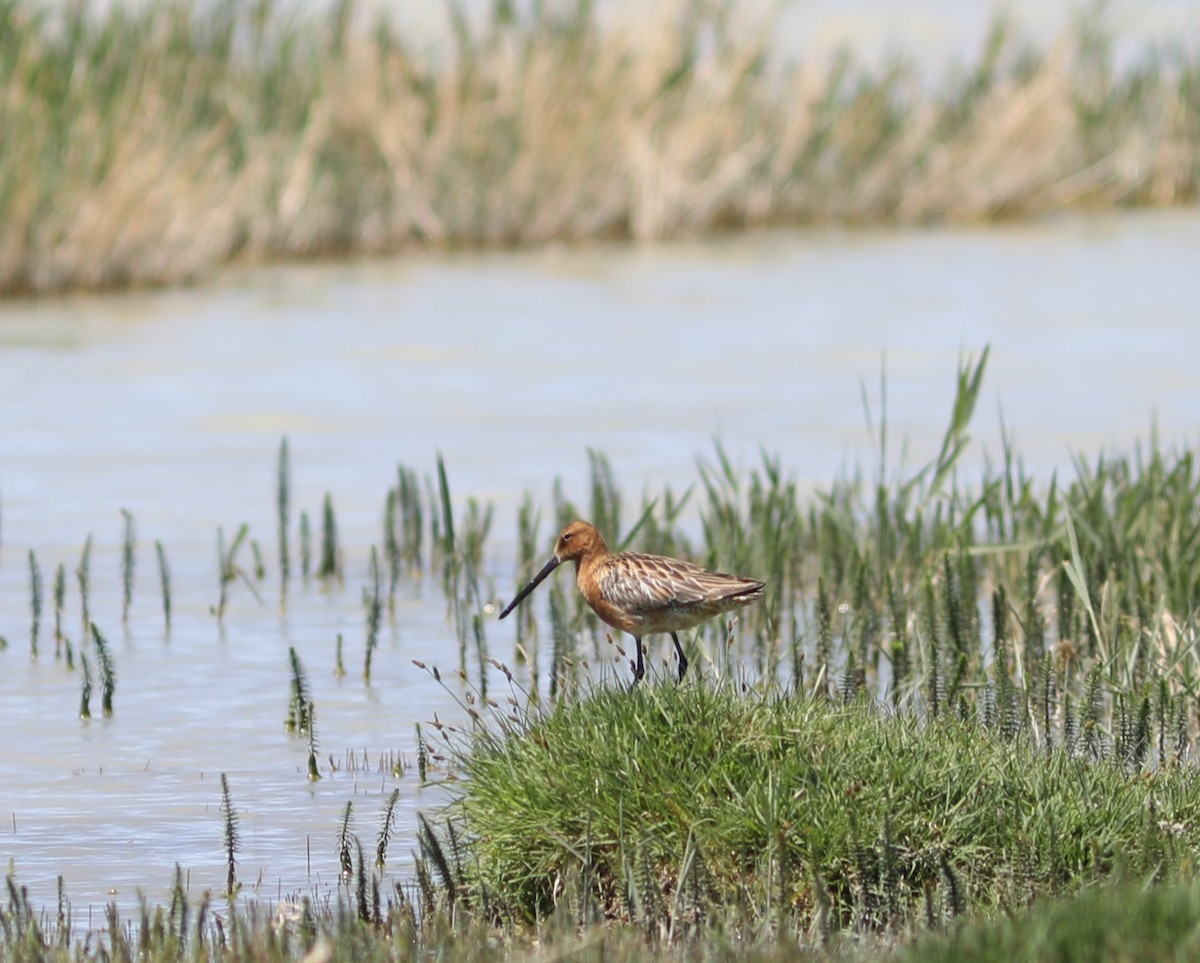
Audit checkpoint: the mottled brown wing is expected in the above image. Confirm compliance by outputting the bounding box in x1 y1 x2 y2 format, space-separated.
598 553 761 614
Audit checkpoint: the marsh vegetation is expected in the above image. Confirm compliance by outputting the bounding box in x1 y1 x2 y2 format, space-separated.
5 350 1200 960
1 0 1198 294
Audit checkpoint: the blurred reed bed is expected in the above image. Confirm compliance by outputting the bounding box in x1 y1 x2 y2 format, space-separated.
1 0 1198 295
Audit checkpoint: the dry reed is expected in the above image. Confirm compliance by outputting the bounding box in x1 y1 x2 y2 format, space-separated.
0 0 1196 295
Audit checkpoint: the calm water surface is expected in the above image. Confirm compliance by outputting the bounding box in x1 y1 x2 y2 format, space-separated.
2 210 1199 926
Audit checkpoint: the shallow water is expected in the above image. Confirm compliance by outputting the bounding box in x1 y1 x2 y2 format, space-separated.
2 209 1200 929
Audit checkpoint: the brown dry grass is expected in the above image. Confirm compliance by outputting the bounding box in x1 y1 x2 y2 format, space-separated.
0 0 1196 295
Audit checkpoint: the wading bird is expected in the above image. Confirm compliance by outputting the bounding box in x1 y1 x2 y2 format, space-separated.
498 520 764 682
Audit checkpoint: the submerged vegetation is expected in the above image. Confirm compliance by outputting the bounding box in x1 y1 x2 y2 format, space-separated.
9 350 1200 959
1 0 1198 294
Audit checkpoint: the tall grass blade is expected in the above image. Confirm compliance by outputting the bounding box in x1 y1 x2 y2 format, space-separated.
91 623 115 716
121 509 136 624
364 545 382 682
278 437 291 606
318 494 341 582
76 534 92 643
307 703 321 781
79 653 93 720
52 563 65 657
436 452 456 569
28 550 41 659
299 510 312 581
337 802 354 879
285 647 312 734
155 540 172 634
1063 504 1105 665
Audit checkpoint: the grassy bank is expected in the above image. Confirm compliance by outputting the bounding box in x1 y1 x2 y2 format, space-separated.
447 681 1200 929
1 0 1198 295
6 712 1200 963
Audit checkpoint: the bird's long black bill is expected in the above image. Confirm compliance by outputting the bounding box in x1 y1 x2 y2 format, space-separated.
498 556 561 619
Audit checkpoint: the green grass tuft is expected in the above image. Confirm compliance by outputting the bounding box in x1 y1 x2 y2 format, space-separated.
452 680 1200 928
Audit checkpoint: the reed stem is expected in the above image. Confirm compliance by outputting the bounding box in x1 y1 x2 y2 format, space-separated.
364 546 382 683
278 437 291 607
318 494 340 582
76 534 92 642
90 623 115 716
155 540 172 634
219 773 240 899
28 549 41 659
120 509 135 624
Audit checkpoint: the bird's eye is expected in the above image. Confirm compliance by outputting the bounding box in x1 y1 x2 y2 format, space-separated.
562 532 573 543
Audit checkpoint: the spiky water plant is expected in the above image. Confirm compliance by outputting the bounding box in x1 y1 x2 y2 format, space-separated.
120 509 135 624
277 436 291 606
473 614 489 702
376 788 401 869
52 563 65 657
397 464 424 571
383 487 400 610
417 813 459 911
318 494 340 582
76 534 92 642
215 529 230 621
167 863 187 944
90 623 115 716
155 540 172 633
334 633 346 678
219 773 240 899
306 704 321 781
336 802 354 880
299 510 312 581
53 875 68 945
363 546 382 683
28 549 41 659
435 452 456 582
354 837 371 923
285 647 311 734
78 652 92 720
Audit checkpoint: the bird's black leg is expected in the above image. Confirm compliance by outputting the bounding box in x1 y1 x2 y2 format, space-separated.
631 637 645 685
672 632 688 682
